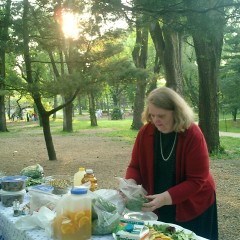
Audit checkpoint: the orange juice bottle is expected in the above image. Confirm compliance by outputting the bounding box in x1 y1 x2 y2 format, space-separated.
73 167 86 187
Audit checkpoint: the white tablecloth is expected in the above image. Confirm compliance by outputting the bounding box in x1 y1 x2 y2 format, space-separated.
0 192 208 240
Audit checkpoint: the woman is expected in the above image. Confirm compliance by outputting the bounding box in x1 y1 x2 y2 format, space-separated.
125 87 218 240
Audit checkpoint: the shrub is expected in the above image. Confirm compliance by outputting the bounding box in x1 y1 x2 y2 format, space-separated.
111 107 123 120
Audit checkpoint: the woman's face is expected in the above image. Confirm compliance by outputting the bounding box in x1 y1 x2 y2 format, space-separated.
148 103 174 133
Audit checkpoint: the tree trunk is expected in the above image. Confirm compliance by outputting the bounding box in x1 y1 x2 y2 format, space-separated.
52 96 57 120
0 49 7 131
63 97 73 132
22 0 58 160
131 79 147 129
0 0 11 132
187 0 225 153
163 28 183 94
232 108 237 121
89 92 97 126
149 20 183 94
77 95 82 115
131 19 148 130
41 114 57 160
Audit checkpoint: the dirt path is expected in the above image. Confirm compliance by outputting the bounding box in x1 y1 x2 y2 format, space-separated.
0 126 239 240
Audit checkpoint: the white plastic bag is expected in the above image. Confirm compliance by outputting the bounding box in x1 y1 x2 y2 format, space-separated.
117 177 148 211
15 206 55 237
89 190 122 235
94 189 125 215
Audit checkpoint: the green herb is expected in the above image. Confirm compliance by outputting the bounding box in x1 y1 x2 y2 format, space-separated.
26 177 45 187
126 194 148 211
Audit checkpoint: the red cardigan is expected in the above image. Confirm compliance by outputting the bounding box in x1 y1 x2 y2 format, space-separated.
125 122 216 222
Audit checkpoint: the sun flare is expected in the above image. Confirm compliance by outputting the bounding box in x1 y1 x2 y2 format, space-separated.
61 12 79 40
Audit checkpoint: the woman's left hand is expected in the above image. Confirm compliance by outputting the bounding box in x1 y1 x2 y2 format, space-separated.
141 191 172 212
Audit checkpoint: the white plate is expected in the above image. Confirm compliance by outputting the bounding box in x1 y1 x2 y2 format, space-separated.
113 221 207 240
145 220 200 240
124 211 158 221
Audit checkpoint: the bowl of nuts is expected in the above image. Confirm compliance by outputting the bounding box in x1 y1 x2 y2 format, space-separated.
46 175 73 195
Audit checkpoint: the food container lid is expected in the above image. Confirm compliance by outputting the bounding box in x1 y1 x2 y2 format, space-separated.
28 184 54 193
71 187 88 195
1 175 28 182
85 169 93 174
0 189 26 196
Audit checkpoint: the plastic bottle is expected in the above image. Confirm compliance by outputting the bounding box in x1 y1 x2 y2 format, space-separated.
81 169 98 191
73 167 86 187
53 187 92 240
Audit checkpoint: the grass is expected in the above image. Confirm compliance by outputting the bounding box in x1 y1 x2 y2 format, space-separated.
219 119 240 133
4 116 240 160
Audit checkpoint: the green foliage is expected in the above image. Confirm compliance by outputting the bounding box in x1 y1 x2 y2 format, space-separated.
210 137 240 160
220 24 240 118
219 119 240 133
111 107 123 120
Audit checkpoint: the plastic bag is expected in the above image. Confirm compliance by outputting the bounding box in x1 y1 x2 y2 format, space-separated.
94 189 125 215
28 188 61 213
15 206 55 237
89 191 122 235
117 177 148 212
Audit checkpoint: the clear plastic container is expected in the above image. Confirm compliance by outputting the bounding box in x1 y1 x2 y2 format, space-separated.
53 187 92 240
73 168 86 187
81 169 98 192
1 175 28 192
28 187 60 213
1 189 25 207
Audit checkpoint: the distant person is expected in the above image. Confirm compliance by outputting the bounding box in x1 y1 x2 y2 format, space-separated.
11 113 15 121
26 112 30 122
32 112 37 121
124 87 218 239
96 109 102 119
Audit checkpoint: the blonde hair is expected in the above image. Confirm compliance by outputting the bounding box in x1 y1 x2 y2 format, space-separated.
142 87 195 132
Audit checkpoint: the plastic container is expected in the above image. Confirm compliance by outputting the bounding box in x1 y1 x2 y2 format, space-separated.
73 168 86 187
53 187 92 240
28 186 60 213
81 169 98 191
1 175 28 192
1 189 25 207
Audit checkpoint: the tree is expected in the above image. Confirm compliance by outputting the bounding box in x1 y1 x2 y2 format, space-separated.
21 0 81 160
0 0 11 132
119 0 226 152
131 14 149 130
220 25 240 121
186 0 225 153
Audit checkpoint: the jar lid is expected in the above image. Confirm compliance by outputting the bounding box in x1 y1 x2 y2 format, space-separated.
71 187 88 195
1 175 28 182
79 167 85 171
85 169 93 174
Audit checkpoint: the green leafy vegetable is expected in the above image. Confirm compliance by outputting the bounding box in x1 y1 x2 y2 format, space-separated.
147 224 197 240
126 194 148 211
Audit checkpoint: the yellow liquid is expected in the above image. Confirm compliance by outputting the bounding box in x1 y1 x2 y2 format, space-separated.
53 209 91 240
81 174 98 191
